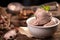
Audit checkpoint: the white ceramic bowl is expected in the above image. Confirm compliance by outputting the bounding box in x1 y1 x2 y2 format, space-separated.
26 17 60 38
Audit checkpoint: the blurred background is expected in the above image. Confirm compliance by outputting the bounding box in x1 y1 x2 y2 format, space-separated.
0 0 59 7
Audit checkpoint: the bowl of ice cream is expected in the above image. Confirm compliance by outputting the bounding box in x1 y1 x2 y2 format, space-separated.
26 8 60 38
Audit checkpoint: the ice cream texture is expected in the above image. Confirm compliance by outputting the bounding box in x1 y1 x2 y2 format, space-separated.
31 8 55 26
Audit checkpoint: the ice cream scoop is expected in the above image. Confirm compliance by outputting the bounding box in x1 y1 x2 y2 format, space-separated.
33 8 52 26
44 17 57 26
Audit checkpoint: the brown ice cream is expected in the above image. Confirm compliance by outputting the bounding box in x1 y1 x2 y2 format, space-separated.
31 8 56 26
44 17 57 26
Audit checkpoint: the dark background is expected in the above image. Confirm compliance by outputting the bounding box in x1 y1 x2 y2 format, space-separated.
0 0 59 7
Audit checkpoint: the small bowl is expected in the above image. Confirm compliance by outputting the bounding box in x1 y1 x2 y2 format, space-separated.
26 17 60 38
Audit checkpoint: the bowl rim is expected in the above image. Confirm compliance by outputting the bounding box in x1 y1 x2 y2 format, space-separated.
26 17 60 28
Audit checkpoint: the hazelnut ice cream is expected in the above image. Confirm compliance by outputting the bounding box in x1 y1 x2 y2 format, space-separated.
28 7 59 27
31 8 53 26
